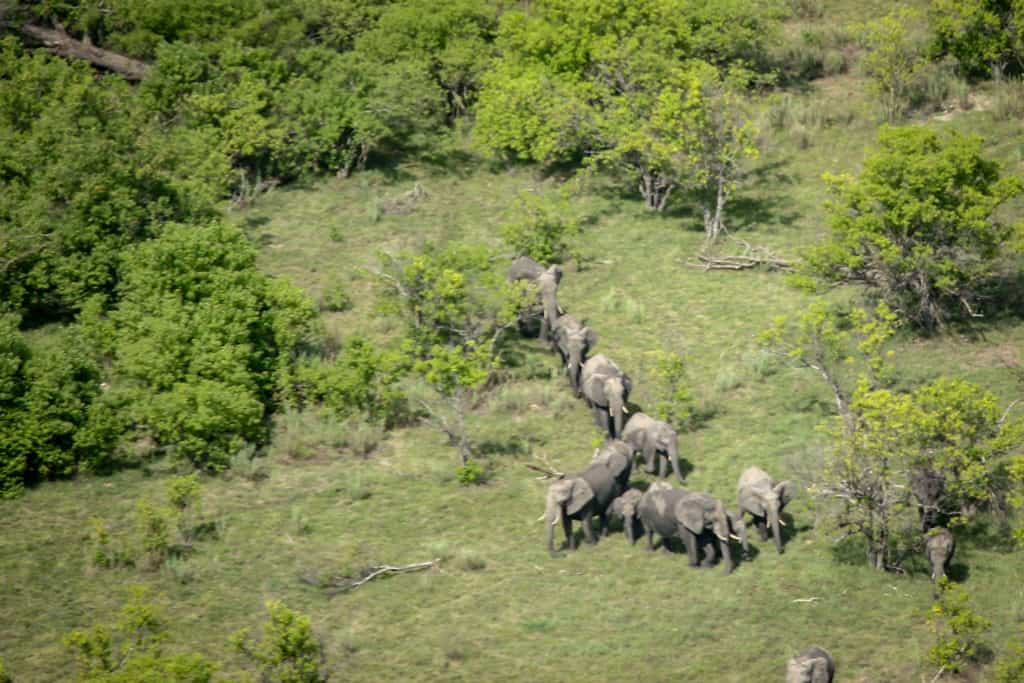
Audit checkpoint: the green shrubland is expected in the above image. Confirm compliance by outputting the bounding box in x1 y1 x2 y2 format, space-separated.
4 0 1024 680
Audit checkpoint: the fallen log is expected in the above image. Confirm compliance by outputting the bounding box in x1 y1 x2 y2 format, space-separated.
684 238 794 272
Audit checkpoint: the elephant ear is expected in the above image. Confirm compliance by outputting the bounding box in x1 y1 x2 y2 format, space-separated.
677 497 707 534
554 324 569 347
711 499 730 541
583 326 598 349
738 487 765 517
774 480 797 509
548 265 563 284
566 478 595 516
809 656 830 683
621 373 633 397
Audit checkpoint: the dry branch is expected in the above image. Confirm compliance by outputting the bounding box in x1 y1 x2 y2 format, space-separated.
305 559 440 596
19 23 150 80
527 452 565 479
685 238 794 272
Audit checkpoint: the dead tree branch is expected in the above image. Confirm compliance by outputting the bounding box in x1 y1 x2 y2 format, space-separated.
685 238 794 272
19 23 150 80
304 559 440 596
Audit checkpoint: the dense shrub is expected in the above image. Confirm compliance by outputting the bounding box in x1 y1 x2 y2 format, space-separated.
801 126 1024 331
232 601 327 683
500 191 581 265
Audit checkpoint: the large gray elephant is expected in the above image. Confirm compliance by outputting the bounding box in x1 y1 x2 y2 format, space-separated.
544 447 632 554
581 354 633 438
925 527 955 581
785 646 834 683
910 466 946 532
637 485 744 574
736 466 795 555
507 255 562 341
620 412 685 482
552 314 597 397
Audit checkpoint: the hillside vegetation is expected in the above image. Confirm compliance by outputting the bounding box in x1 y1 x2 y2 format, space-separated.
3 0 1024 681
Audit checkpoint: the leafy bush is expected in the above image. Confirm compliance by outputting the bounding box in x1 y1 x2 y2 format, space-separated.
319 282 353 312
996 626 1024 682
926 578 991 675
642 351 697 431
929 0 1024 79
232 601 327 683
296 337 410 428
802 126 1024 331
455 460 486 485
65 586 216 682
854 8 932 120
500 191 582 265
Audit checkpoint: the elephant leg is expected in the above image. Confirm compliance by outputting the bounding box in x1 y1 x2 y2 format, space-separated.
598 510 609 538
643 443 657 474
756 519 769 541
563 516 575 551
595 407 610 434
699 537 717 568
643 522 656 552
657 451 669 478
625 515 635 545
718 538 734 575
581 514 597 545
681 528 699 568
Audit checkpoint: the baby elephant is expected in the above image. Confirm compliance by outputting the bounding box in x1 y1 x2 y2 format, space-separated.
608 489 643 544
925 527 955 581
786 646 834 683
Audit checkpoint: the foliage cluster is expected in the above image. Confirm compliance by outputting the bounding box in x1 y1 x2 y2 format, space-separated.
232 601 327 683
500 190 582 265
926 578 991 675
763 302 1024 570
801 126 1024 332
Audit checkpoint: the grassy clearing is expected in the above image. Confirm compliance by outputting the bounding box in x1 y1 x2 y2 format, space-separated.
5 68 1024 683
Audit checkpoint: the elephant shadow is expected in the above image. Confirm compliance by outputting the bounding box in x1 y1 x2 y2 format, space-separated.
778 511 802 548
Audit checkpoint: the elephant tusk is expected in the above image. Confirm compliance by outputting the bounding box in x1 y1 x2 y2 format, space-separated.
729 534 741 541
622 405 630 414
537 515 546 522
778 519 787 527
715 533 728 542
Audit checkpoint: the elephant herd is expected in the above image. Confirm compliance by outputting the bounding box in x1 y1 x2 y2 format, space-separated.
509 256 793 572
510 255 969 681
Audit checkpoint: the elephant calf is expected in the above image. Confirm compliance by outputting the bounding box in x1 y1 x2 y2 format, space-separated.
736 466 795 555
608 488 643 545
785 646 834 683
925 527 955 581
637 485 744 574
544 446 632 554
620 412 685 482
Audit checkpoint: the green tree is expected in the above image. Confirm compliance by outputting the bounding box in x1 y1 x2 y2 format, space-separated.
929 0 1024 78
500 189 582 264
762 302 1022 569
802 126 1024 332
855 7 932 120
376 243 528 464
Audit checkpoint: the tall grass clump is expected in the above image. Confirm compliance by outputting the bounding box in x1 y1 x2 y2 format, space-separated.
991 78 1024 121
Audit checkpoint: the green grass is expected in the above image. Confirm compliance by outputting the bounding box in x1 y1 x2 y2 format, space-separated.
5 66 1024 683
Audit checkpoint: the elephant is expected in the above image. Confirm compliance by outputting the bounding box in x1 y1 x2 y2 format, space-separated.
785 646 834 683
544 447 633 554
507 255 563 341
608 489 643 544
637 485 744 574
925 527 955 581
736 466 796 555
910 466 947 532
552 314 597 396
620 412 685 482
581 354 633 438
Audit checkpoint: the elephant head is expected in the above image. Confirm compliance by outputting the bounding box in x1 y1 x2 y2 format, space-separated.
737 467 795 554
910 466 946 532
555 320 597 396
545 476 595 552
925 527 955 581
536 265 563 339
588 374 632 437
786 646 835 683
610 489 643 544
678 494 738 574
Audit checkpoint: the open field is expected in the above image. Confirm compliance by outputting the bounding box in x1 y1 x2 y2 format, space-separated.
4 62 1024 681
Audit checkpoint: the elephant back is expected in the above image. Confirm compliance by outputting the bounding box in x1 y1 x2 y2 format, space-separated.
620 412 654 442
580 457 630 508
507 255 545 282
638 486 686 534
786 646 834 683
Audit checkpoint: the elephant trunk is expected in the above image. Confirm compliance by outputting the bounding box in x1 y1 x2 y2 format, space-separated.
610 395 624 438
719 536 734 575
667 438 684 483
545 497 562 552
568 349 582 396
931 555 946 581
769 506 783 554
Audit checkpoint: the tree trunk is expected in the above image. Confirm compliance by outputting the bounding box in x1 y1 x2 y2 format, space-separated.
19 23 150 81
638 173 674 212
703 174 728 243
